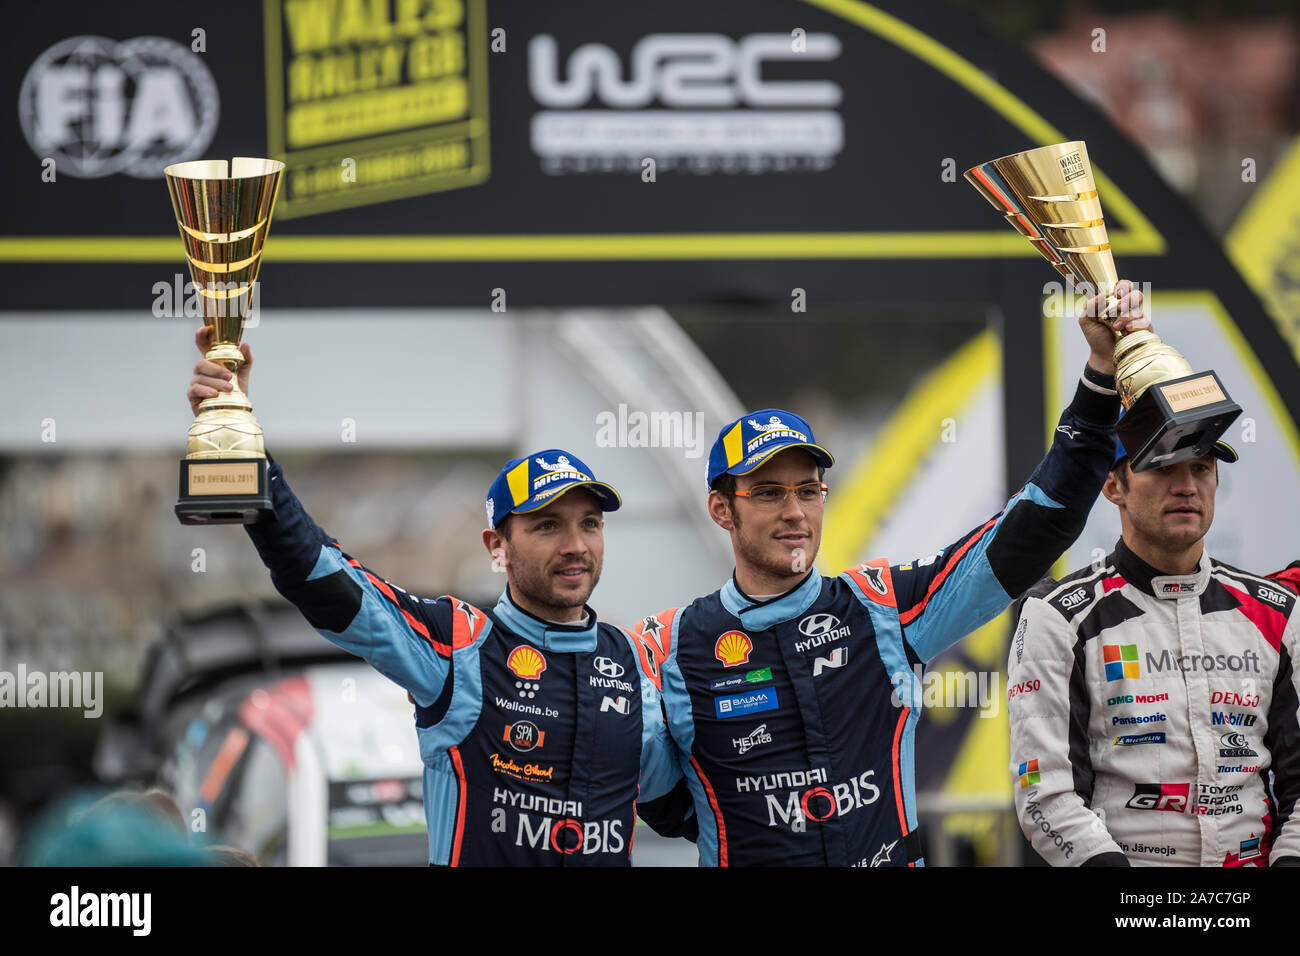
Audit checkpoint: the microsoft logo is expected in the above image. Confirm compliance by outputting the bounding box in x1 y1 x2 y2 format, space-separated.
1018 758 1040 789
1103 643 1140 682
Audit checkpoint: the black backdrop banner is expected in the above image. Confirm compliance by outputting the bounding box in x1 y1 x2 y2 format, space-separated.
4 0 1298 475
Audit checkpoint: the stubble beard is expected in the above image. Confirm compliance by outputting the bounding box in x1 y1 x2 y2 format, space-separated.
508 544 600 613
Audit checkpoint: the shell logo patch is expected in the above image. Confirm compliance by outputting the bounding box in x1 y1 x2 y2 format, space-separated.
507 645 547 680
714 630 753 668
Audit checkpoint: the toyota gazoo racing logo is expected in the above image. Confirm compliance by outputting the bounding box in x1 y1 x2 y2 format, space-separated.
19 35 218 178
1194 783 1245 817
763 768 881 832
528 32 844 175
1125 783 1190 813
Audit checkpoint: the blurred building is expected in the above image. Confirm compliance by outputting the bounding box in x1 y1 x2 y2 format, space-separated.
1031 6 1300 231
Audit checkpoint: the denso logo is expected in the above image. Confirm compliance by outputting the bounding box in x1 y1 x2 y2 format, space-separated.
1007 680 1040 700
1210 691 1260 708
764 769 881 832
529 33 843 109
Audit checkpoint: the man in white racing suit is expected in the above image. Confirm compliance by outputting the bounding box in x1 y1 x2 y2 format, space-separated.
1008 433 1300 866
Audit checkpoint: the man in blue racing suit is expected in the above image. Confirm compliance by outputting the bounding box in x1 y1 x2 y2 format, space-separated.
629 282 1147 866
186 327 690 865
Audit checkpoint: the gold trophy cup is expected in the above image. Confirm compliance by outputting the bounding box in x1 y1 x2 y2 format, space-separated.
966 142 1241 471
165 157 284 524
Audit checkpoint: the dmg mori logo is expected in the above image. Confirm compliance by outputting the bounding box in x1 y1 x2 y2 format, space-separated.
798 614 841 638
528 33 843 108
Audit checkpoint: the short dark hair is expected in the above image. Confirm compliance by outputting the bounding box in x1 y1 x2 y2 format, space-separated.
495 514 514 540
1110 456 1217 489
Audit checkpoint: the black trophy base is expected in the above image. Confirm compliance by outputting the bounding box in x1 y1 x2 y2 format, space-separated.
176 456 273 525
1117 370 1242 473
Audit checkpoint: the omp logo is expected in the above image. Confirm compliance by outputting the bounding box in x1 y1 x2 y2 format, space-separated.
812 647 846 677
1060 587 1088 609
1125 783 1190 812
600 696 630 715
18 36 218 178
1258 587 1288 608
530 34 842 108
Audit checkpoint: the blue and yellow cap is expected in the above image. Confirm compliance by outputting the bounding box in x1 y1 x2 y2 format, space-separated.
706 409 835 488
485 449 621 528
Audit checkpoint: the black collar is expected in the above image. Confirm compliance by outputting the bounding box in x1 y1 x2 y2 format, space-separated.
1110 538 1210 599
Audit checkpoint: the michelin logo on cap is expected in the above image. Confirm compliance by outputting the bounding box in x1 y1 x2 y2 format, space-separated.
485 448 622 528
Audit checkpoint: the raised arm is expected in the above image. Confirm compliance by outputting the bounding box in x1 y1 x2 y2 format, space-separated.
187 327 453 705
887 283 1142 662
